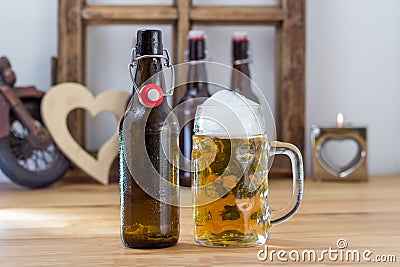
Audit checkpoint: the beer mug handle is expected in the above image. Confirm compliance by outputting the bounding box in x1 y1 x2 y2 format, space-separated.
269 141 304 226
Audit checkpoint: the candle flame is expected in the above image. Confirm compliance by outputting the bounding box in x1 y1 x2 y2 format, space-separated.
337 112 344 127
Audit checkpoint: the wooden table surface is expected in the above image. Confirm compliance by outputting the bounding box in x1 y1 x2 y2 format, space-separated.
0 175 399 266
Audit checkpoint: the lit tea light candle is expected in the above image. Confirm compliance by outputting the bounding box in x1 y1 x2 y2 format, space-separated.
310 114 368 182
336 112 344 128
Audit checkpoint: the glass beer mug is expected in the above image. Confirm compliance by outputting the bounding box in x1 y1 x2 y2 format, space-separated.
192 90 303 247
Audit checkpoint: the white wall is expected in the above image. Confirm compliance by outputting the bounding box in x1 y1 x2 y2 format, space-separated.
0 0 57 88
1 0 399 182
306 0 400 175
0 0 58 182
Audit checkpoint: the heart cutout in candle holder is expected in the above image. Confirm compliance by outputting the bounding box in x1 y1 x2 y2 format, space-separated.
42 83 130 184
316 136 366 178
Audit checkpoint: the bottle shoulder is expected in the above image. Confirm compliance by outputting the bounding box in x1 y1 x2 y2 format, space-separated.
147 103 179 132
121 97 178 128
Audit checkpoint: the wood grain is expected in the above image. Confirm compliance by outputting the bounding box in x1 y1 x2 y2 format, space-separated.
172 0 191 106
191 6 286 23
0 176 399 266
279 0 306 152
82 5 178 24
58 0 85 146
272 0 306 174
175 0 190 64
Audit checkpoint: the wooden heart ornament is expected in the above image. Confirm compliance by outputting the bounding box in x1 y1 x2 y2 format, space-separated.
41 83 130 184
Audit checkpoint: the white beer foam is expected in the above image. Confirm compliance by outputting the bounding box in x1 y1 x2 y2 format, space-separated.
195 90 265 137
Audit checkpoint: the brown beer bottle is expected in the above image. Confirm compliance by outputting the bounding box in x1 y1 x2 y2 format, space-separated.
230 32 259 103
176 30 210 187
119 29 179 248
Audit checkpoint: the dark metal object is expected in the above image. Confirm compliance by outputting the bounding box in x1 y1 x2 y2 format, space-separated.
0 86 43 139
0 57 51 148
0 56 69 188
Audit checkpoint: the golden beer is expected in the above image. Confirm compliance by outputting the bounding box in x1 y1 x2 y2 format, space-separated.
192 134 271 247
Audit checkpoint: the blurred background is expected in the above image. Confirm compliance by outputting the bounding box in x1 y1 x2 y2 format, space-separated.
0 0 399 182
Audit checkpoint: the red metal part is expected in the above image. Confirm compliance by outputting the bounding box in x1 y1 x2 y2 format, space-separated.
0 86 45 140
0 93 9 139
15 86 44 98
0 56 50 146
0 57 16 87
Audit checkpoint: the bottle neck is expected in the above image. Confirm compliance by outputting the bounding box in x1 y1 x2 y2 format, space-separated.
231 65 251 90
131 56 171 111
185 62 209 97
232 39 251 77
188 39 206 61
133 57 164 94
231 39 254 99
181 38 209 99
233 39 249 61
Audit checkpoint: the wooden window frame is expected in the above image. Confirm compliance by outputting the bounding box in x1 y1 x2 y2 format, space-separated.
57 0 305 177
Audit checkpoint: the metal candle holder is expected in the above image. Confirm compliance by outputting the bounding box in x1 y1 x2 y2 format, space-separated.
311 113 368 181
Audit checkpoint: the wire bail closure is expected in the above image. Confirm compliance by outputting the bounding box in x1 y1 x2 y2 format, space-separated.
128 48 175 97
